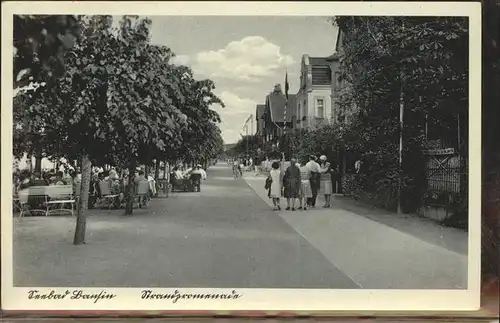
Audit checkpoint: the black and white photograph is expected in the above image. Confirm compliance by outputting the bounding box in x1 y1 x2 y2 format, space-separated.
2 2 481 312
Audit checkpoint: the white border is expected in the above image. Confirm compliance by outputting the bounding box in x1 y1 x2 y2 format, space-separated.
1 1 481 312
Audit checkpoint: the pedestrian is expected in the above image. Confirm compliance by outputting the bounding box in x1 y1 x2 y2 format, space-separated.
268 161 282 211
283 158 301 211
232 158 240 178
305 155 321 207
253 154 260 176
332 165 341 194
318 155 334 208
298 160 312 210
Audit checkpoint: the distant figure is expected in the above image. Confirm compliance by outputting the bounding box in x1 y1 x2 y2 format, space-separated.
318 155 333 208
283 158 301 211
268 161 282 211
253 152 261 176
355 160 362 174
305 155 321 207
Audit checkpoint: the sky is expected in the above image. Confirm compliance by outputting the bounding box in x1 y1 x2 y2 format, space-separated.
148 16 338 144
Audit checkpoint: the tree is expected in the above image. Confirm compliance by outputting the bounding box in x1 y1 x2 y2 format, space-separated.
332 16 468 212
14 15 80 88
13 14 225 243
231 134 261 157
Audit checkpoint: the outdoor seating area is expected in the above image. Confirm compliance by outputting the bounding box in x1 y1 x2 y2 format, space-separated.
11 166 159 217
12 161 211 217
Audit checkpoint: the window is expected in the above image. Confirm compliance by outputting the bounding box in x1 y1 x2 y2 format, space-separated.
316 98 325 118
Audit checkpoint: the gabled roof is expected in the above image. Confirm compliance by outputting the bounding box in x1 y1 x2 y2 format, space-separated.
266 92 297 123
256 104 266 120
335 28 343 53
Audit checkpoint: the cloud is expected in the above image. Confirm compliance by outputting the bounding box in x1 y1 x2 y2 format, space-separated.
212 90 258 143
193 36 294 82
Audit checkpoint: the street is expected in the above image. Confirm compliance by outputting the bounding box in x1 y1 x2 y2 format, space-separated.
13 162 467 289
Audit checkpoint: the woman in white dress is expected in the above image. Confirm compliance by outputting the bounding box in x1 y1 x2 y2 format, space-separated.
268 161 282 211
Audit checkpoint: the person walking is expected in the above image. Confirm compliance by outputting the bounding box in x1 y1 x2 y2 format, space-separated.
318 155 334 207
253 153 261 176
332 165 341 194
283 158 301 211
298 161 312 210
305 155 321 207
268 161 282 211
232 158 240 178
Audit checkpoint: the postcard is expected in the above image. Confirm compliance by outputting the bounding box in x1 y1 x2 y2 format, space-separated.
1 1 481 313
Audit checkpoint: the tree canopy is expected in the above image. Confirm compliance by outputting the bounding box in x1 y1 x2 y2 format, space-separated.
13 15 225 241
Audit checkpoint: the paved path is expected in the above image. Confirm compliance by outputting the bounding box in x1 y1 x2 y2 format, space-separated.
13 163 358 288
13 163 467 289
243 172 468 289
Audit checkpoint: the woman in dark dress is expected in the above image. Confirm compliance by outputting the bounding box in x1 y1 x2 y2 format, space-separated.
283 158 301 211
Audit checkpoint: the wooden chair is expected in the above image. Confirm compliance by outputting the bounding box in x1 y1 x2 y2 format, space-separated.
135 180 150 208
98 181 120 212
45 185 76 216
190 173 202 192
156 179 169 197
23 186 49 216
170 174 187 192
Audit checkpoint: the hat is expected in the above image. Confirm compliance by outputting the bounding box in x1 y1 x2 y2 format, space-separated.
197 164 202 167
319 155 327 161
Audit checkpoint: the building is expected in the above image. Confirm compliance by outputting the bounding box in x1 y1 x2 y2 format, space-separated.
295 55 332 130
326 29 358 126
262 84 296 144
255 104 266 136
326 52 341 124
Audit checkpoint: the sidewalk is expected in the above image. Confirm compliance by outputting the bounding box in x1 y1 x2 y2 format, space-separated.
242 172 468 289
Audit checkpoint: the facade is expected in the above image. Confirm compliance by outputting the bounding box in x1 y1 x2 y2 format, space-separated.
262 84 297 144
326 53 341 124
326 29 358 126
295 55 332 130
255 104 266 136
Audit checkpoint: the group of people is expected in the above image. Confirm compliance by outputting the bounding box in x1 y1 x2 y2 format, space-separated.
13 169 81 195
13 166 158 211
265 154 341 211
228 154 277 178
171 164 207 192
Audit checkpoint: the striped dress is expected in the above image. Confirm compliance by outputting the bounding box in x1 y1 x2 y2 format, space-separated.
299 166 312 198
319 164 333 195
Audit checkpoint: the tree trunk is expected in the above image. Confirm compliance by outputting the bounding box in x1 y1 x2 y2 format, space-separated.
164 159 168 179
154 160 160 197
34 155 42 173
155 160 160 179
73 155 92 245
125 163 136 215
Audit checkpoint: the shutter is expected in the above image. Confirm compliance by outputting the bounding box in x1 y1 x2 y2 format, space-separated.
312 66 331 85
